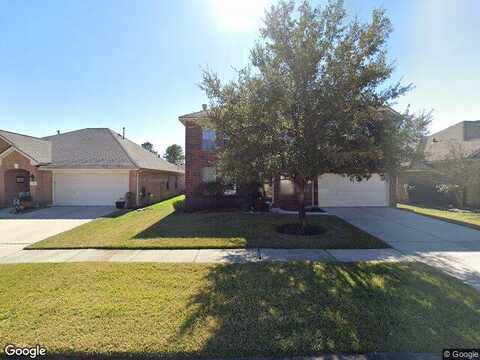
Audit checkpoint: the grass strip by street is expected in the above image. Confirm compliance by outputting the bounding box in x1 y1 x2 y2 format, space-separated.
28 195 388 250
398 203 480 231
0 262 479 358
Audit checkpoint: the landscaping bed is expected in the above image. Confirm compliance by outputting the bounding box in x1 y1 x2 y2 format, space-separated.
0 262 478 358
28 195 388 250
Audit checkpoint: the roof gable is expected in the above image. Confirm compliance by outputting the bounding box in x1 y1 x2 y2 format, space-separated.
0 130 52 164
109 130 184 173
0 137 10 154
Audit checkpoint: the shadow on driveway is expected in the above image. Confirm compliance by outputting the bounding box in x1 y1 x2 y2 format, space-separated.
0 206 117 220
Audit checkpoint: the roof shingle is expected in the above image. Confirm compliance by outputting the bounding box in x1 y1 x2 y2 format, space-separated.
0 130 52 164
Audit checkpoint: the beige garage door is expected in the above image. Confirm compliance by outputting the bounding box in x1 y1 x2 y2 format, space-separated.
318 173 389 207
53 171 129 206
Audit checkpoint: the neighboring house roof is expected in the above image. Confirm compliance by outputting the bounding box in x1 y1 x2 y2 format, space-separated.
109 129 184 173
0 130 52 164
43 128 136 169
42 128 183 173
0 128 183 173
422 120 480 162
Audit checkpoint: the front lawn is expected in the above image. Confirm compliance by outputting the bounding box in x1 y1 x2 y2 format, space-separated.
0 262 478 358
29 195 388 249
398 203 480 230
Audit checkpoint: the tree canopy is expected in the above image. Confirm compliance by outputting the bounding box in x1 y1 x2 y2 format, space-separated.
141 142 156 154
164 144 185 165
201 0 430 228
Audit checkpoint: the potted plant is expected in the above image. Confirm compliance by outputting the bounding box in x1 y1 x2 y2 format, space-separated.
115 198 126 209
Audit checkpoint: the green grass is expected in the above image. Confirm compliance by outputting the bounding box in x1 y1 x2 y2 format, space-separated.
0 262 479 358
398 203 480 230
28 195 388 250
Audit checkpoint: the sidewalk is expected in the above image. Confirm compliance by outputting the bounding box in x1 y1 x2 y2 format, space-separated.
0 247 412 264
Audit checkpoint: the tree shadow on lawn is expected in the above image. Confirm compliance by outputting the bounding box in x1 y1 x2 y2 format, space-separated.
132 212 389 249
166 262 480 358
22 262 480 360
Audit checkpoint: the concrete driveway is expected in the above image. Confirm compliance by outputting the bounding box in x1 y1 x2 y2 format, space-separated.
0 206 115 258
328 207 480 289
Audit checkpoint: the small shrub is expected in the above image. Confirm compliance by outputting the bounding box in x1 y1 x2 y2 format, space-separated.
173 199 186 212
194 181 226 198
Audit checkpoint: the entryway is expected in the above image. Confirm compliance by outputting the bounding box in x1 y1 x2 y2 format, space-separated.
4 168 30 207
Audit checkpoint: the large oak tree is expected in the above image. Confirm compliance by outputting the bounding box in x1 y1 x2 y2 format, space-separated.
201 0 429 231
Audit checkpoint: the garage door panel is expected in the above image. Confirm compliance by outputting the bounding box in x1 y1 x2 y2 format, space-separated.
54 172 129 206
318 173 389 207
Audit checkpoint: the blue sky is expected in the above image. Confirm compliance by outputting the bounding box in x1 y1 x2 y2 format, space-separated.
1 0 479 154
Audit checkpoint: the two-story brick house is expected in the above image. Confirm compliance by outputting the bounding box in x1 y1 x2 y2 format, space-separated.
179 105 396 211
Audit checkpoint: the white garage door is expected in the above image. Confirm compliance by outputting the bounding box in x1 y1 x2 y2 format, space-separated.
54 172 129 206
318 173 389 207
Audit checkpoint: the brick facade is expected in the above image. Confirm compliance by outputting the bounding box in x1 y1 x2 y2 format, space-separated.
130 169 184 208
185 121 220 208
0 150 52 207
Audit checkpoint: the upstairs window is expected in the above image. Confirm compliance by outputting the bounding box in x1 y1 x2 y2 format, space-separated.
202 128 216 151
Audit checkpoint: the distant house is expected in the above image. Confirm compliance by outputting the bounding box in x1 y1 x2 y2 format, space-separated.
0 128 185 208
179 105 396 211
398 120 480 207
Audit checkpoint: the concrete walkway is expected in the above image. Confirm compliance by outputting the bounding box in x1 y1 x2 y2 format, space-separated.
327 207 480 290
0 247 411 264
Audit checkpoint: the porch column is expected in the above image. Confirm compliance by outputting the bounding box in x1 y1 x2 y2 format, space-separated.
30 171 40 205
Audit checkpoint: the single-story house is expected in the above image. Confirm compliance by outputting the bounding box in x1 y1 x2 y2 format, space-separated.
398 120 480 207
0 128 185 208
179 106 396 210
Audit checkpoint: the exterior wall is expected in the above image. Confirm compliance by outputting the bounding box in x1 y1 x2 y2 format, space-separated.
399 165 480 208
130 170 185 208
128 170 138 206
185 121 219 208
0 150 52 207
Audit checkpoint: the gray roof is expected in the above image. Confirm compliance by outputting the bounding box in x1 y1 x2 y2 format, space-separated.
0 130 52 164
109 130 184 173
43 128 135 169
0 127 183 173
42 128 183 173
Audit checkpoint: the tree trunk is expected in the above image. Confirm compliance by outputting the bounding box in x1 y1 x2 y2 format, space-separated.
458 186 465 209
295 178 307 233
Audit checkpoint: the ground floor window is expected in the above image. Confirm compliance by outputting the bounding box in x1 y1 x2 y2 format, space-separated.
201 167 216 183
